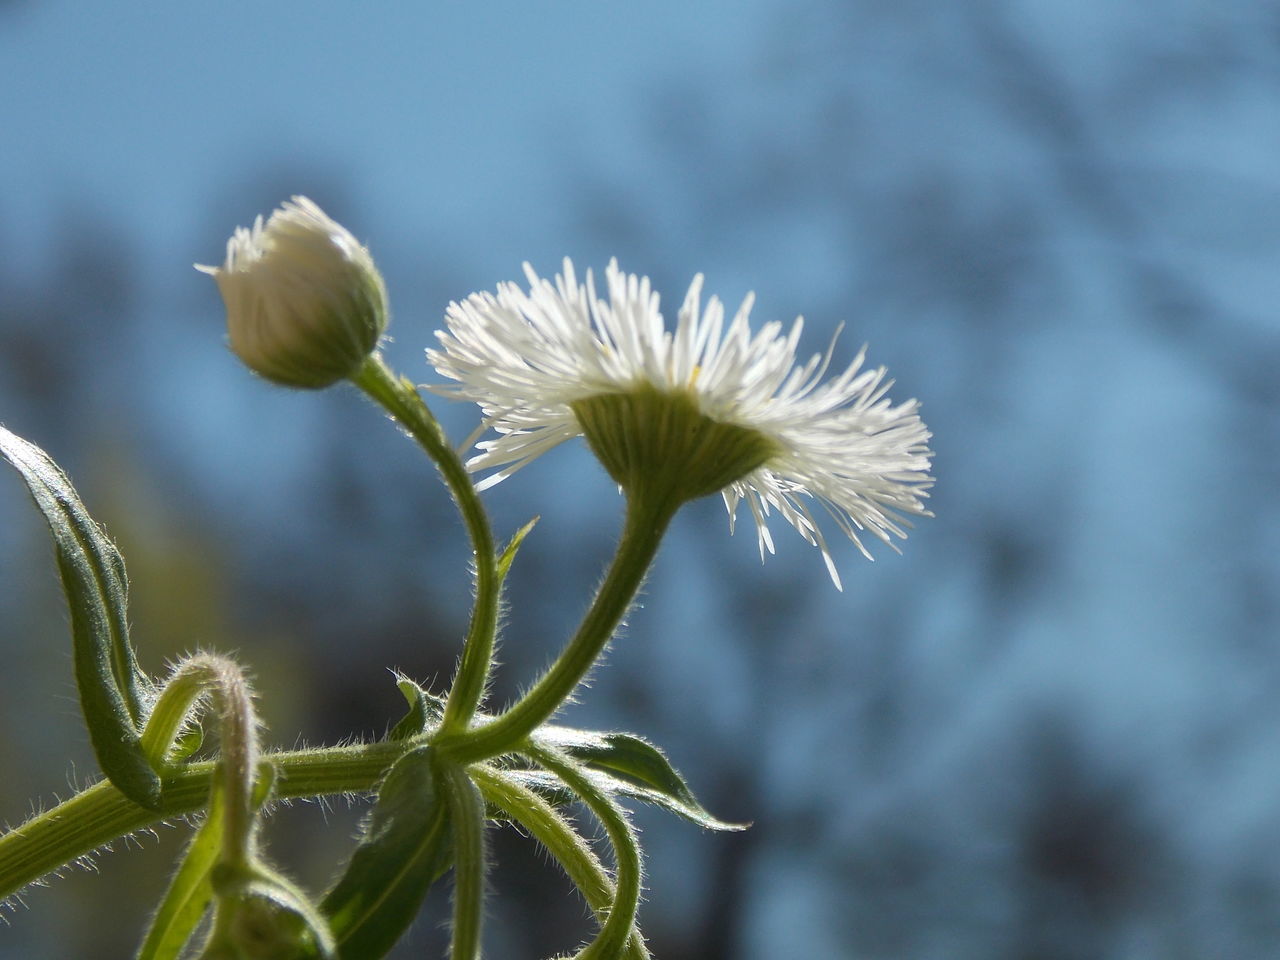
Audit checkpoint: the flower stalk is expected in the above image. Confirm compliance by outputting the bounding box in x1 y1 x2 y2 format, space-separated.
436 489 676 765
350 353 500 736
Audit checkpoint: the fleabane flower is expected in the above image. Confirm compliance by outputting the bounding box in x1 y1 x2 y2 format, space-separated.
197 196 387 389
429 258 933 588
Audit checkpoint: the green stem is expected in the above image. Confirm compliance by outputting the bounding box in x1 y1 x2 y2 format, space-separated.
436 492 676 765
527 746 643 960
141 655 261 869
0 740 406 902
212 669 258 871
471 768 649 960
140 666 208 769
438 763 487 960
351 354 499 735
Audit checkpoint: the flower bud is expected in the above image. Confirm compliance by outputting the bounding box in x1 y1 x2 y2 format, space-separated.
197 196 387 389
204 863 336 960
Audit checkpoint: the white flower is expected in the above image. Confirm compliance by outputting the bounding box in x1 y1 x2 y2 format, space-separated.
429 258 933 588
197 196 387 389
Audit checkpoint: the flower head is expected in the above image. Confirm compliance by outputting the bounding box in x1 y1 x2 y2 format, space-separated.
429 258 933 588
197 196 387 389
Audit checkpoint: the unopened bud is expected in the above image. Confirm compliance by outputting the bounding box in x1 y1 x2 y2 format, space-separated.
197 196 387 389
203 863 336 960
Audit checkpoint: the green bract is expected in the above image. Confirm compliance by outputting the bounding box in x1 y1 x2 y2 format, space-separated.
573 384 781 506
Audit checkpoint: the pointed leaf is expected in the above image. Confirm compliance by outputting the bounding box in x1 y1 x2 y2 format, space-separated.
496 516 538 582
513 765 745 832
1 425 159 807
386 674 445 742
533 729 748 832
593 768 749 832
548 730 687 799
135 785 225 960
321 746 453 959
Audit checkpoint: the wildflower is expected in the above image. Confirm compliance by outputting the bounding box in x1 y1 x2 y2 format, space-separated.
197 196 387 389
429 259 933 588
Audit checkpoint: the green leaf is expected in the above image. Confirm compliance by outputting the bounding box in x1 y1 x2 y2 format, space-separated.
496 516 538 582
386 674 445 742
0 425 160 808
321 746 453 959
533 729 748 832
135 784 225 960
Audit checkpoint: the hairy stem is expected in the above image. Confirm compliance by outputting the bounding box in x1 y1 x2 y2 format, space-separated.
352 354 499 735
528 745 643 960
0 739 406 902
142 654 260 868
472 768 649 960
436 492 675 765
439 763 487 960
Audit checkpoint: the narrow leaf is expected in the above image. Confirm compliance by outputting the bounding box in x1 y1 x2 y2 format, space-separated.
533 729 748 832
0 425 160 807
135 785 224 960
549 731 689 799
496 516 538 582
321 746 453 959
386 673 445 742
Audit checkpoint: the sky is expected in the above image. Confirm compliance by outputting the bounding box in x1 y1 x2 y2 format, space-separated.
1 1 773 277
2 1 1279 958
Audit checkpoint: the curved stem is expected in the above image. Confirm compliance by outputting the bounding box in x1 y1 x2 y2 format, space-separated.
471 768 649 960
436 492 675 765
527 745 643 960
140 666 210 769
351 354 499 735
142 655 260 869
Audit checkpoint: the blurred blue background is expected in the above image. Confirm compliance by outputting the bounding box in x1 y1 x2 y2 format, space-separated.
1 1 1278 957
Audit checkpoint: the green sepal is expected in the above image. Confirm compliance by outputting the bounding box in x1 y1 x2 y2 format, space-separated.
385 673 445 741
134 782 225 960
0 425 160 808
533 728 748 832
496 516 539 582
206 864 337 960
321 746 453 959
572 386 780 503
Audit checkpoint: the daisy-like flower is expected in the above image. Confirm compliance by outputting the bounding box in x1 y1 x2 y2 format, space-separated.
197 196 387 389
429 258 933 588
